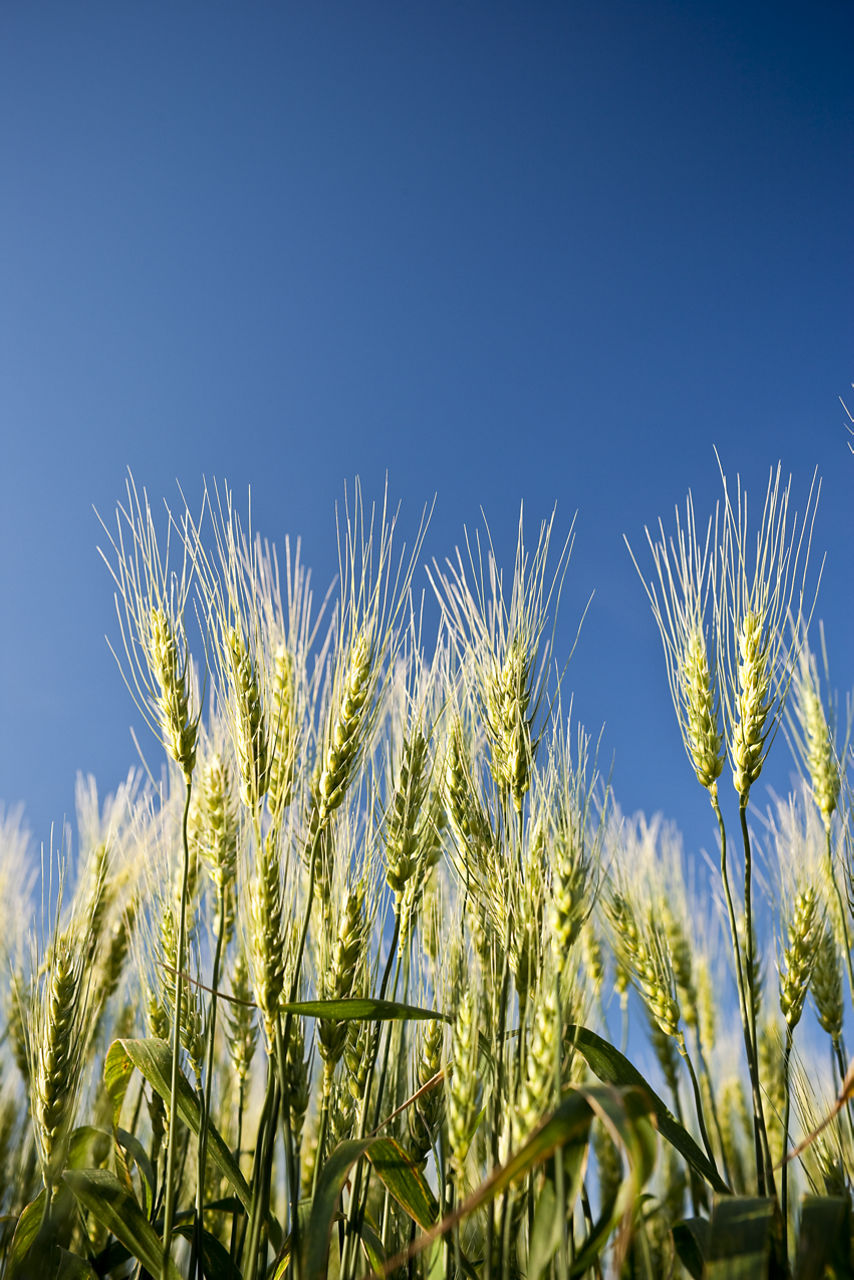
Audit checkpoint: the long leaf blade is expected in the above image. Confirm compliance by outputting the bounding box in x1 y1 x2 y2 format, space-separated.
63 1168 182 1280
567 1024 730 1194
117 1037 251 1211
366 1137 439 1229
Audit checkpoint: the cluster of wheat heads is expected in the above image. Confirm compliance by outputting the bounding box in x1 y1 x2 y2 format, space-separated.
1 465 853 1280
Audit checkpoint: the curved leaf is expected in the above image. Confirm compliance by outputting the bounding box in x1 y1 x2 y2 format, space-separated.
377 1082 656 1277
366 1137 439 1229
281 996 449 1022
117 1038 251 1212
104 1039 136 1127
5 1189 46 1276
794 1195 852 1280
672 1216 710 1279
62 1168 182 1280
302 1138 374 1280
567 1024 730 1194
704 1195 784 1279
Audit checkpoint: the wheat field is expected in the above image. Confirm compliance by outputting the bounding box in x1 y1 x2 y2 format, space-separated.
1 463 852 1279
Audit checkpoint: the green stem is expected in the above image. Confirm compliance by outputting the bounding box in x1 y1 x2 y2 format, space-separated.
273 1017 302 1280
191 887 228 1280
243 1064 279 1280
739 797 776 1198
694 1030 732 1188
229 1078 247 1267
781 1032 793 1262
825 827 854 1003
712 788 770 1195
679 1036 722 1184
161 779 193 1280
339 915 401 1280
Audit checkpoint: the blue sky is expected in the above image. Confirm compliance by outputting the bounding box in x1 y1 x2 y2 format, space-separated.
1 1 852 858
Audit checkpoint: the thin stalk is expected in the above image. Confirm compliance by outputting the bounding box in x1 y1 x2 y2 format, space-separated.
243 1065 279 1280
678 1038 722 1182
273 1018 301 1280
712 789 770 1195
555 971 568 1280
739 798 776 1198
311 1071 334 1198
228 1078 247 1267
161 780 193 1280
339 914 401 1280
781 1031 794 1261
192 886 228 1280
825 827 854 1002
694 1031 732 1188
492 916 513 1278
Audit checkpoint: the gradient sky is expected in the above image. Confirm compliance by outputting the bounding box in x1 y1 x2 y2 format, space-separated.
1 1 852 863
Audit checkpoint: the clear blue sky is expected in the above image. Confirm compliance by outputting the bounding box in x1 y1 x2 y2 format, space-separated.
1 1 852 857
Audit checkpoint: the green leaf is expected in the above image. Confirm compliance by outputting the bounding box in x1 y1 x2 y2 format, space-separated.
358 1218 387 1273
381 1083 655 1278
67 1125 111 1170
704 1195 784 1279
55 1249 98 1279
366 1137 439 1229
174 1220 242 1279
528 1179 562 1280
303 1138 375 1280
567 1024 730 1194
5 1190 46 1276
114 1126 156 1216
794 1195 853 1280
62 1168 182 1280
104 1039 136 1127
117 1038 251 1212
672 1216 710 1279
281 996 449 1022
568 1085 659 1277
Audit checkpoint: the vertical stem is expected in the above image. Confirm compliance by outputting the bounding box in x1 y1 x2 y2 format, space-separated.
192 887 228 1280
738 798 776 1198
825 828 854 1003
711 789 771 1196
229 1078 247 1266
679 1037 722 1182
781 1032 793 1262
274 1018 301 1280
162 779 193 1280
243 1065 279 1280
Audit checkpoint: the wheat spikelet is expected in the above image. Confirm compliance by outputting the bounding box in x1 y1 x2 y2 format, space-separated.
407 1017 445 1167
779 885 821 1033
99 475 202 781
224 623 270 808
315 629 373 826
717 460 821 803
148 606 199 780
811 918 843 1043
626 495 725 793
318 885 366 1074
284 1015 310 1144
267 642 296 822
790 643 840 831
248 833 286 1045
446 986 481 1180
196 751 238 942
517 980 559 1140
30 936 87 1190
225 946 258 1086
486 634 534 811
606 890 681 1041
385 727 430 899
